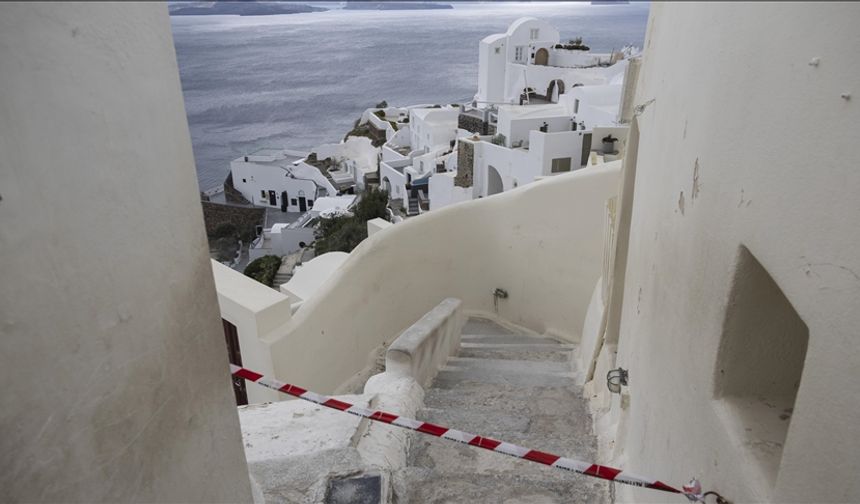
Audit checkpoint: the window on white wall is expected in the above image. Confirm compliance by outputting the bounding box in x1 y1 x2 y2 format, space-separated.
529 28 539 40
515 46 525 62
494 47 501 54
551 158 572 173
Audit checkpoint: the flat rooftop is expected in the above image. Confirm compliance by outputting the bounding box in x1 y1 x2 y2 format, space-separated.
233 149 304 166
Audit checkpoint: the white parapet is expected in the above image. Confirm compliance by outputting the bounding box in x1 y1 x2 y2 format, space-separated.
211 260 292 404
384 298 465 388
367 217 393 237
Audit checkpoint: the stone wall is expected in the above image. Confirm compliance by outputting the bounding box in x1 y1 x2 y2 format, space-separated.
224 172 251 205
201 201 265 238
458 113 488 135
455 140 474 188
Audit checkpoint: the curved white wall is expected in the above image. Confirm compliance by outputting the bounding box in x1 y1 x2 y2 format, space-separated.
605 3 860 502
0 3 250 501
269 162 620 394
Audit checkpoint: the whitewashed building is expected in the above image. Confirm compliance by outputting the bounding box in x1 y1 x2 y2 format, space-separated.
309 136 380 192
475 16 633 108
416 18 635 212
230 148 336 212
380 105 468 214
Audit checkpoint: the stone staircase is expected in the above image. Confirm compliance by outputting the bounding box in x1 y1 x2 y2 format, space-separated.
396 317 607 503
406 195 420 216
272 251 302 291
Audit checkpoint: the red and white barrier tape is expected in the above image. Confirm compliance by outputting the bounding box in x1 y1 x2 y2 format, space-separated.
231 364 703 501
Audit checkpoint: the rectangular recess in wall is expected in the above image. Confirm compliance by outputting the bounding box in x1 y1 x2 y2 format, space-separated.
713 245 808 489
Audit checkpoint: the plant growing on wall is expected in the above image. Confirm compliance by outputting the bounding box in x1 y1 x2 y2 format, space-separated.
491 133 506 146
562 37 590 51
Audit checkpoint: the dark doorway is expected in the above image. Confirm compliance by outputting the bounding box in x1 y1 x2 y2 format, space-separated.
222 319 248 406
547 79 565 102
268 190 276 206
280 191 288 212
299 196 307 212
580 132 593 167
534 48 549 66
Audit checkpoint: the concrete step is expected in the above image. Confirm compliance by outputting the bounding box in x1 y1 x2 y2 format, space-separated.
444 356 571 375
422 384 590 421
396 467 607 503
398 316 606 503
461 318 514 336
432 367 576 389
457 344 573 363
460 334 564 345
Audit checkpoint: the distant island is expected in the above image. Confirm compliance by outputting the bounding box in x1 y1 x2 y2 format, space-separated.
343 2 452 10
169 2 327 16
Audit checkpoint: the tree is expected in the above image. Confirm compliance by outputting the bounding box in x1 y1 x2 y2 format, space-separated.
243 255 281 287
314 188 389 254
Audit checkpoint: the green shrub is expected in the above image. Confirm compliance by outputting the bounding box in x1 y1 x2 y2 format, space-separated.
314 216 367 254
353 187 389 222
243 255 281 287
375 100 388 109
315 188 390 254
373 109 386 119
212 222 237 239
491 133 506 146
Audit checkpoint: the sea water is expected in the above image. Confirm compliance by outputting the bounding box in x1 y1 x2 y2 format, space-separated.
170 1 650 190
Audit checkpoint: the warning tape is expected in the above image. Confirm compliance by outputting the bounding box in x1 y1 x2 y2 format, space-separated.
231 364 700 500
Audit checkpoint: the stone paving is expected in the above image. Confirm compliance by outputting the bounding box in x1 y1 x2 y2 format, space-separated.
395 318 608 503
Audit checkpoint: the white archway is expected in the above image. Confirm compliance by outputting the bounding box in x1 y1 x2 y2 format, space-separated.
487 165 503 196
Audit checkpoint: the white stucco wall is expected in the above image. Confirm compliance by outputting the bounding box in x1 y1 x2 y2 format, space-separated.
496 104 571 147
477 33 507 105
528 129 585 175
410 108 459 153
280 252 349 305
268 163 620 394
429 172 473 210
231 159 317 209
212 261 291 404
600 3 860 502
472 140 537 198
380 160 409 200
367 217 393 237
504 17 559 65
0 3 251 501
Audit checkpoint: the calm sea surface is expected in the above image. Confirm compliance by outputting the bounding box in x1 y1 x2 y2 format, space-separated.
170 2 650 190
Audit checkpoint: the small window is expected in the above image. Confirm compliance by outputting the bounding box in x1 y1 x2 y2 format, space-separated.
514 46 524 62
529 28 539 40
307 200 314 208
291 198 297 206
260 190 266 199
242 178 247 183
494 47 501 54
551 158 572 173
